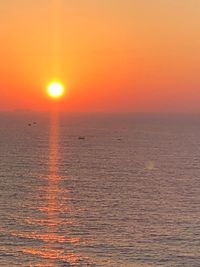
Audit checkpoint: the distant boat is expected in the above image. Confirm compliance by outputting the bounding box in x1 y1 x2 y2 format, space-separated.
78 136 85 140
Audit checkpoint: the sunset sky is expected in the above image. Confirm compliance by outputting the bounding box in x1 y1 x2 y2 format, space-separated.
1 0 200 112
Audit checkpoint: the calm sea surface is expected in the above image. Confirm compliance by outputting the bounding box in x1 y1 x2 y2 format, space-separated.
0 113 200 267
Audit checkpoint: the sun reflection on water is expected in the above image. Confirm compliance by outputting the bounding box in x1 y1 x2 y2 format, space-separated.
22 112 83 266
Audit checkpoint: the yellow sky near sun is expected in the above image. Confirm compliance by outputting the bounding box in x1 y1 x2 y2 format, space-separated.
0 0 200 111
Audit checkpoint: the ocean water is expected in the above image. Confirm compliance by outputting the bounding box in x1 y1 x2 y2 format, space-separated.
0 112 200 267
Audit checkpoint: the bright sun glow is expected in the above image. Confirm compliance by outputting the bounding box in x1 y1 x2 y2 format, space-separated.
47 82 64 99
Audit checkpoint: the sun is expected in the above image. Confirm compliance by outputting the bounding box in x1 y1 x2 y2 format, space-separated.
47 82 64 99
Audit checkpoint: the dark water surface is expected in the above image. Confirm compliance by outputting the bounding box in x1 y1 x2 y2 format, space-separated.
0 113 200 266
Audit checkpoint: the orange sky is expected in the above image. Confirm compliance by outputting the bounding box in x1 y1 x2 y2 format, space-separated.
1 0 200 112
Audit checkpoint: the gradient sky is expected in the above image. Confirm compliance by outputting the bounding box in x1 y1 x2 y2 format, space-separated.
1 0 200 112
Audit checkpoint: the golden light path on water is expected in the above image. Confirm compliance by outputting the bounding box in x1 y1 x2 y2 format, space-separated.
22 111 82 266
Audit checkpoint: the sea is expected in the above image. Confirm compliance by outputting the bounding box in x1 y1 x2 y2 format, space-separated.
0 112 200 267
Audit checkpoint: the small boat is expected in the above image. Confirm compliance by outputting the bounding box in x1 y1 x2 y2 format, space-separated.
78 136 85 140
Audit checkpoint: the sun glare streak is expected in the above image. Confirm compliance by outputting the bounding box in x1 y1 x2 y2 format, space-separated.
51 0 63 76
